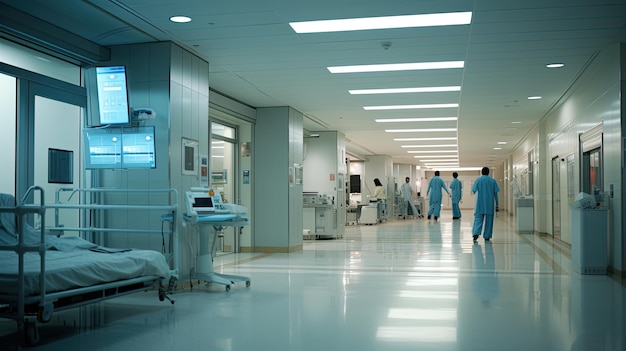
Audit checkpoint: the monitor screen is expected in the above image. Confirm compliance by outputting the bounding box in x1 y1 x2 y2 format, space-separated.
83 126 155 169
84 128 123 169
48 148 74 184
122 126 156 169
86 65 130 126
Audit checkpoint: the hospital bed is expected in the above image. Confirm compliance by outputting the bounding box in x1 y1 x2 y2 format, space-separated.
0 187 179 346
183 188 250 292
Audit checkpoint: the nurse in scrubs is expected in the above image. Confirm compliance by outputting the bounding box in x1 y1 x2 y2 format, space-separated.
471 167 500 241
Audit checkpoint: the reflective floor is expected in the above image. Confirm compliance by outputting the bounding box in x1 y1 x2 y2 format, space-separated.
2 210 625 350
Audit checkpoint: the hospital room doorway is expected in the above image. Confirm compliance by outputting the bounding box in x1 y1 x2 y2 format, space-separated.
211 121 238 255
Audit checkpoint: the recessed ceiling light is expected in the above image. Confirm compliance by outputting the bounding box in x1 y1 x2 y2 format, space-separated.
493 147 502 150
385 128 457 133
329 61 464 74
401 144 457 148
170 16 192 23
394 137 457 141
528 96 542 100
420 159 459 162
511 121 522 124
416 155 458 158
407 150 458 154
289 12 472 33
546 63 565 68
366 103 459 110
376 117 457 123
349 86 461 94
497 141 507 145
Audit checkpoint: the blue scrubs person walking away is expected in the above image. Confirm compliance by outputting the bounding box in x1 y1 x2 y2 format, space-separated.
426 170 450 221
472 167 500 241
450 172 462 219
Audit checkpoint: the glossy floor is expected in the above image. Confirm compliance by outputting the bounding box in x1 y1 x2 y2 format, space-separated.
2 210 625 350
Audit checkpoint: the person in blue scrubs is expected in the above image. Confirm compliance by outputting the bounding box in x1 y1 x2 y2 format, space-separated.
426 170 450 221
472 167 500 241
450 172 463 219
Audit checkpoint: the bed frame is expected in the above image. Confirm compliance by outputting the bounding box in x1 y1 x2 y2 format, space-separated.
0 187 179 345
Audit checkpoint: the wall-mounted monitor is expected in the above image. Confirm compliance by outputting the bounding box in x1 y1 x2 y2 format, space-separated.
48 148 74 184
84 126 155 169
350 174 361 193
85 65 130 126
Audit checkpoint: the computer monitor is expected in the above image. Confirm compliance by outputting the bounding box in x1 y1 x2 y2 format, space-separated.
85 65 131 126
83 126 156 169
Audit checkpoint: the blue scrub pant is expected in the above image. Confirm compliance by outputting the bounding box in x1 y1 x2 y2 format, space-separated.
473 213 494 239
452 201 461 218
428 200 442 217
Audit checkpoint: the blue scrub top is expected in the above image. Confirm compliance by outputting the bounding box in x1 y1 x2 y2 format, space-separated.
427 176 449 202
472 175 500 214
450 178 462 202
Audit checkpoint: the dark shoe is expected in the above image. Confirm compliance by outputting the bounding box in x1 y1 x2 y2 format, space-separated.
473 235 478 241
452 217 459 219
485 238 490 241
427 215 431 219
434 216 438 221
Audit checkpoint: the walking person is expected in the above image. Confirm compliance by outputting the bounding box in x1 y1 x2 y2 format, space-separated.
472 167 500 242
450 172 463 219
401 177 421 218
426 170 450 221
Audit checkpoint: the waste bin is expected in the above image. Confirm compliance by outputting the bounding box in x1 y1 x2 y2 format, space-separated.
515 196 534 234
571 207 608 274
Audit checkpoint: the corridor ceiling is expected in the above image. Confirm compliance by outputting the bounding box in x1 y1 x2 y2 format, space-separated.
2 0 626 168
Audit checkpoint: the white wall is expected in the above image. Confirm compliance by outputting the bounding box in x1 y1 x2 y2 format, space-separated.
510 43 624 271
0 73 16 195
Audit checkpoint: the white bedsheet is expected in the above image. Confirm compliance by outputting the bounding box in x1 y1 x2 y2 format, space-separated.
0 248 171 296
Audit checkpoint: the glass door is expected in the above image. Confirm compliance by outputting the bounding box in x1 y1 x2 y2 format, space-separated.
211 121 237 254
552 157 561 240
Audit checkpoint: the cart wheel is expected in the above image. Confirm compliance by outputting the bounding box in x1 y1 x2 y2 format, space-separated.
170 299 175 305
246 281 251 287
159 294 165 302
24 322 39 346
225 285 230 292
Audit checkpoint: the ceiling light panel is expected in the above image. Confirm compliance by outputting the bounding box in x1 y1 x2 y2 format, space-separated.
394 137 457 141
385 128 457 133
407 150 458 154
349 86 461 95
366 103 459 110
329 61 464 74
375 117 457 123
289 12 472 33
401 144 457 148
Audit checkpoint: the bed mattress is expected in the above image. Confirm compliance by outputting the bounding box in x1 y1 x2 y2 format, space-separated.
0 248 170 296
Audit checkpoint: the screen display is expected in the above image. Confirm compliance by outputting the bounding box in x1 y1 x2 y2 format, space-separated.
84 126 155 169
91 66 130 125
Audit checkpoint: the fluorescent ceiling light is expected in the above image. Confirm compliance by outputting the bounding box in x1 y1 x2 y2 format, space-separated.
350 86 461 95
528 96 542 100
420 159 459 162
366 103 458 110
385 128 457 133
289 12 472 33
546 63 565 68
497 141 507 145
428 167 482 171
416 155 458 158
394 137 457 141
401 144 457 148
511 121 522 124
407 150 458 154
493 147 502 150
329 61 464 74
376 117 457 123
424 164 460 167
170 16 192 23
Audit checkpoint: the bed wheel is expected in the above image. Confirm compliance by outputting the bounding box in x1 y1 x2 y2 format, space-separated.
24 321 40 346
159 295 165 302
225 285 230 292
246 281 251 287
37 305 53 323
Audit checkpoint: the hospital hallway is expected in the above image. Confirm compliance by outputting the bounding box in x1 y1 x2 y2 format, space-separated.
1 209 625 351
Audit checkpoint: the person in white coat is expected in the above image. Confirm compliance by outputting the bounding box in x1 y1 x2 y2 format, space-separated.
401 177 421 218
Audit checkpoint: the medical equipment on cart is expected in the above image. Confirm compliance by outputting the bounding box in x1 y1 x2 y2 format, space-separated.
184 188 250 291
